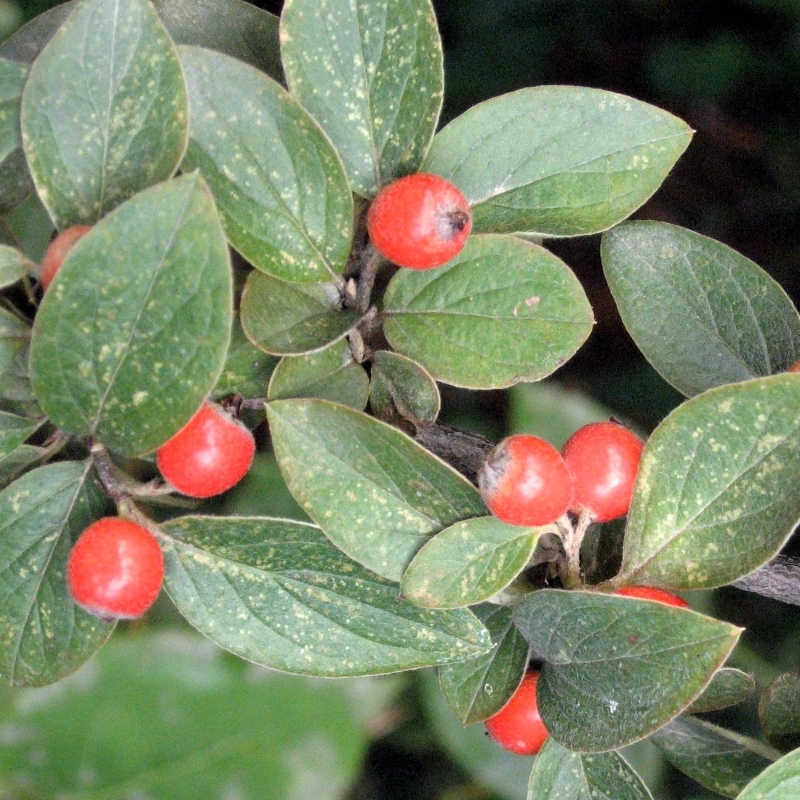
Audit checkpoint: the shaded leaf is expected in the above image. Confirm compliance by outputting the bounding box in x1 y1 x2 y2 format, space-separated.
280 0 443 197
0 444 45 490
688 668 755 714
615 375 800 590
513 589 740 752
162 516 491 676
383 234 593 389
602 222 800 398
528 738 653 800
180 45 353 283
423 86 692 236
0 306 34 404
267 398 487 581
0 630 386 799
20 0 188 228
401 515 541 608
736 748 800 800
0 3 75 64
241 270 361 355
0 58 29 215
0 411 40 462
0 461 114 687
370 350 440 423
0 244 31 289
268 340 369 410
438 603 530 725
759 673 800 752
651 716 777 798
211 314 277 400
30 173 233 456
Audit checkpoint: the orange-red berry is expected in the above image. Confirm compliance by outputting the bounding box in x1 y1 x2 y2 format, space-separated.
485 672 549 756
367 173 471 269
40 225 91 290
616 586 690 608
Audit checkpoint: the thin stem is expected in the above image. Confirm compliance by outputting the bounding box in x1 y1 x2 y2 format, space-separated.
356 245 382 313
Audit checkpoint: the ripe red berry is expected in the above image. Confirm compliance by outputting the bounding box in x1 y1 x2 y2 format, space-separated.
616 586 690 608
39 225 91 290
485 671 549 756
478 434 573 527
366 173 472 270
156 402 255 498
67 517 164 619
561 422 644 523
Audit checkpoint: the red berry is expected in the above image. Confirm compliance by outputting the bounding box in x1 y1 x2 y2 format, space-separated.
40 225 91 290
156 402 255 498
67 517 163 619
788 359 800 373
366 173 472 269
485 672 548 756
616 586 690 608
561 422 644 523
478 434 573 527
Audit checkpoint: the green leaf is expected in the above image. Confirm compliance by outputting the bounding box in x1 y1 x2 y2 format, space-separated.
30 173 233 456
423 86 692 236
0 3 75 64
211 314 277 400
602 222 800 398
759 673 800 752
0 306 34 404
527 738 653 800
0 461 114 687
268 340 369 410
267 398 487 581
736 748 800 800
0 630 388 799
438 603 530 725
0 244 32 288
280 0 443 198
688 667 755 714
241 270 361 355
0 444 45 489
383 234 593 389
20 0 188 228
180 46 353 284
512 589 741 753
0 411 40 462
0 58 29 215
162 515 490 676
401 516 541 608
156 0 281 80
616 374 800 590
651 716 777 798
370 350 440 423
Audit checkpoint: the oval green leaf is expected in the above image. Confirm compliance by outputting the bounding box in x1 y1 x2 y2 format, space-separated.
0 306 34 405
602 222 800 398
0 461 114 687
30 173 233 456
737 748 800 800
651 716 777 798
180 45 353 283
616 374 800 590
423 86 692 236
688 667 755 714
268 340 369 410
370 350 440 423
0 444 45 490
266 398 487 581
512 589 741 753
438 603 530 725
0 244 32 288
759 673 800 752
162 515 491 676
528 738 653 800
241 269 361 355
401 515 541 609
383 234 594 389
211 314 277 400
0 411 41 462
0 4 75 64
280 0 443 197
0 58 29 214
20 0 187 228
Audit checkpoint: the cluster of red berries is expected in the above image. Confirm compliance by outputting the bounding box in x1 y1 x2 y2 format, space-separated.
486 588 689 756
67 402 255 620
478 421 646 528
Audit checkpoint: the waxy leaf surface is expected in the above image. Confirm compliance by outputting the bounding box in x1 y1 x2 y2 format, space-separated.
513 590 740 752
423 86 692 236
688 668 755 714
370 350 440 423
384 234 593 389
617 375 800 589
0 461 114 687
737 748 800 800
280 0 443 197
603 222 800 397
181 46 353 283
162 516 491 676
30 174 232 456
21 0 187 228
267 398 487 580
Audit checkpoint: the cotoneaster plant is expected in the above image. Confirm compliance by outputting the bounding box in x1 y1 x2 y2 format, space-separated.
485 671 549 756
615 586 690 608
